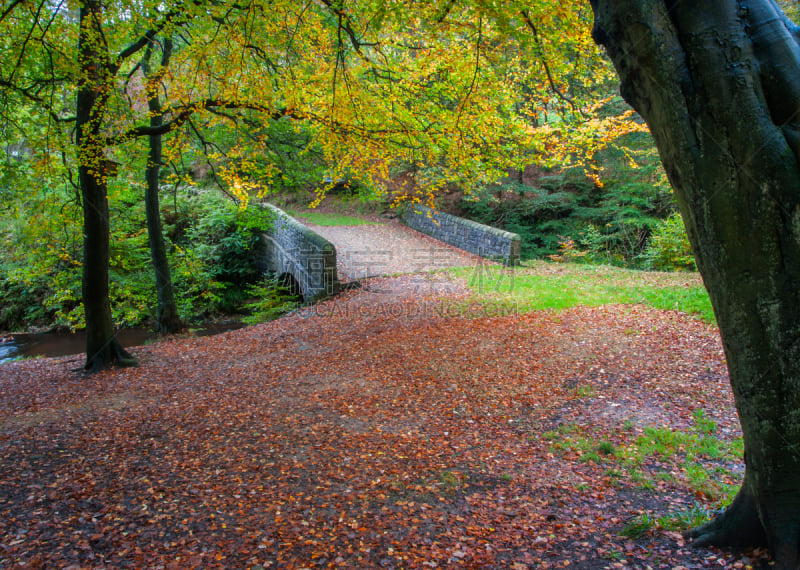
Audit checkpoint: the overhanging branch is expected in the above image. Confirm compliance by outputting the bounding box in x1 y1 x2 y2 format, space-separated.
107 101 298 145
521 10 579 114
319 0 375 62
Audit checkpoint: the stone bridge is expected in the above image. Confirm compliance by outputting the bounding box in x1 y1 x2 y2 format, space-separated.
253 203 339 301
253 202 521 302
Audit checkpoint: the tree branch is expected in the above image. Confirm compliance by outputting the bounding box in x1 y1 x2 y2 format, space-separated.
521 10 579 113
0 78 76 123
114 5 192 72
319 0 375 62
434 0 456 23
107 101 298 145
7 0 48 87
0 0 24 23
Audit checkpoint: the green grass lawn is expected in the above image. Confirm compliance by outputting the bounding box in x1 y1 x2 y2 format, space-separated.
285 209 380 226
451 260 715 323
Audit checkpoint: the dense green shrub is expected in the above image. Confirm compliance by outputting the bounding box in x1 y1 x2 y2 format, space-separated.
0 177 276 331
460 172 668 265
642 212 697 271
185 200 259 283
460 180 581 259
0 267 52 330
178 194 275 313
0 168 84 330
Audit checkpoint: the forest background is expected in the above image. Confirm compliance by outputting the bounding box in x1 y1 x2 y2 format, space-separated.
2 0 794 336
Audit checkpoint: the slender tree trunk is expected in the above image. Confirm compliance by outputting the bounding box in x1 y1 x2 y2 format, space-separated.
77 0 136 371
590 1 800 567
143 38 182 334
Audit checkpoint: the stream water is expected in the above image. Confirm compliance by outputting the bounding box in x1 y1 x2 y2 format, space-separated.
0 322 245 366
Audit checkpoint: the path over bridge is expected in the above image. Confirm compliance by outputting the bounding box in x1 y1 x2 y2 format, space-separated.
305 222 486 281
254 203 519 300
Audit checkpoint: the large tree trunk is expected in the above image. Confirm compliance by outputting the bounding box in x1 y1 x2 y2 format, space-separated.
590 1 800 567
77 0 136 371
143 38 183 334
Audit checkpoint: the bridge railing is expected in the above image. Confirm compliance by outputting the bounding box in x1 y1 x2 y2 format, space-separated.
404 204 521 266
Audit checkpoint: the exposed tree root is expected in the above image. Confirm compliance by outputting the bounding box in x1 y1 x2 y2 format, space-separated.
684 488 766 548
84 340 138 372
685 485 800 570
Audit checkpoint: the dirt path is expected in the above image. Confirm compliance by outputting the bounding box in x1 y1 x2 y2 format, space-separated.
0 273 767 569
305 220 487 281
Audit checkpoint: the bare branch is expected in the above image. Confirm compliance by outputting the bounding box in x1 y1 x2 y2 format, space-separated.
107 101 297 145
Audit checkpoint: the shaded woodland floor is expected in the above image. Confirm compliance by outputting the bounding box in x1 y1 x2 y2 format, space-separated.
0 275 770 568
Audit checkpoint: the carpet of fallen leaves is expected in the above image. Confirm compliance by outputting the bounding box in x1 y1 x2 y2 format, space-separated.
0 275 773 569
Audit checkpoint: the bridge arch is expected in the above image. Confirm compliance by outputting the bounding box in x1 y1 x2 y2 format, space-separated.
253 203 340 302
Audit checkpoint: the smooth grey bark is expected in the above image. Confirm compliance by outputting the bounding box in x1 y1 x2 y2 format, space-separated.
77 0 137 371
590 1 800 567
142 38 183 334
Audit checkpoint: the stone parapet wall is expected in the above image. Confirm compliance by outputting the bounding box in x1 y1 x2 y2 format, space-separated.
253 203 339 301
404 204 521 265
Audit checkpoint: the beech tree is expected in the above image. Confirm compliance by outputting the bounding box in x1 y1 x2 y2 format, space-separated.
76 0 139 370
2 1 279 368
141 36 182 334
590 0 800 567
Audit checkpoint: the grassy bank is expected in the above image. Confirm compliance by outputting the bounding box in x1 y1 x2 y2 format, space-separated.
285 209 381 226
452 260 714 323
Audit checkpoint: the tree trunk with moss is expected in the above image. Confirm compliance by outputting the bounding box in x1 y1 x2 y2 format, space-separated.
590 1 800 567
77 0 136 371
143 38 183 334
